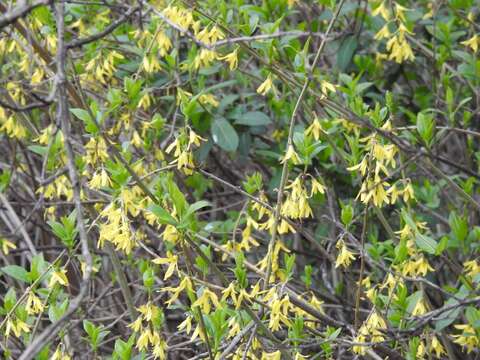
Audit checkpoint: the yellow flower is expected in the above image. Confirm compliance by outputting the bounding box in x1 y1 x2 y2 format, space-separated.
386 34 415 63
193 49 217 69
335 240 355 268
25 292 44 315
453 324 480 353
192 288 220 314
374 24 391 40
402 181 415 202
198 94 219 107
129 317 143 332
464 259 480 278
221 282 238 303
430 336 445 358
394 3 410 22
257 74 274 96
262 350 281 360
178 315 193 334
372 1 390 20
52 345 71 360
1 238 16 255
49 269 69 288
310 177 326 196
12 319 31 337
320 80 336 95
138 91 152 110
153 252 178 280
156 31 172 56
305 117 323 141
136 328 152 351
268 294 291 331
280 145 301 164
412 298 428 316
137 302 160 322
352 333 367 354
217 48 238 70
461 34 479 53
163 276 193 306
31 68 44 85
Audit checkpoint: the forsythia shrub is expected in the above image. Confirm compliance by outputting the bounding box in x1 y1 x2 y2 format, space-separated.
0 0 479 359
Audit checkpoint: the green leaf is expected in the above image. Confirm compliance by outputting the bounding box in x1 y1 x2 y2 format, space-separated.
70 108 98 134
1 265 30 283
415 233 437 255
234 111 271 126
70 108 91 122
211 117 239 152
148 204 177 226
167 178 188 217
416 112 435 146
185 200 211 219
48 299 69 323
336 36 358 71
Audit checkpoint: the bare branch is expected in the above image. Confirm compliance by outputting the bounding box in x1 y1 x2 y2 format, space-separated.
0 0 51 29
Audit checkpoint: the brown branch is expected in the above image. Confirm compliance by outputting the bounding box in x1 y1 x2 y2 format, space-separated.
66 6 140 48
0 0 51 29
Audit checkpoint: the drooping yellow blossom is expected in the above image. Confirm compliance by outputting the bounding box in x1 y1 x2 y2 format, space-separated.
198 94 219 107
280 145 301 164
464 259 480 278
153 251 178 280
89 168 112 189
372 1 390 20
98 203 136 254
137 302 161 322
217 48 239 70
374 24 391 40
262 350 281 360
49 269 69 288
192 288 220 314
412 297 428 316
156 31 172 56
257 74 274 96
25 292 44 315
430 335 445 357
1 238 16 255
163 276 193 306
453 324 480 353
461 34 479 53
51 345 71 360
386 33 415 63
268 294 292 331
305 117 324 141
320 80 336 96
353 311 387 354
335 239 355 268
401 255 434 277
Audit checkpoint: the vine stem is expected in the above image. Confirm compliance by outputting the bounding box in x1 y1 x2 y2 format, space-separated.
354 204 369 330
262 0 346 291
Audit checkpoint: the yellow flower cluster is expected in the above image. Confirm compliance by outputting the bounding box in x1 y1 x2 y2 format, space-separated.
129 302 167 359
453 323 480 353
5 318 30 338
348 121 415 207
353 311 387 355
395 223 434 277
0 106 27 139
372 1 415 63
165 127 205 175
98 202 136 254
84 50 124 85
